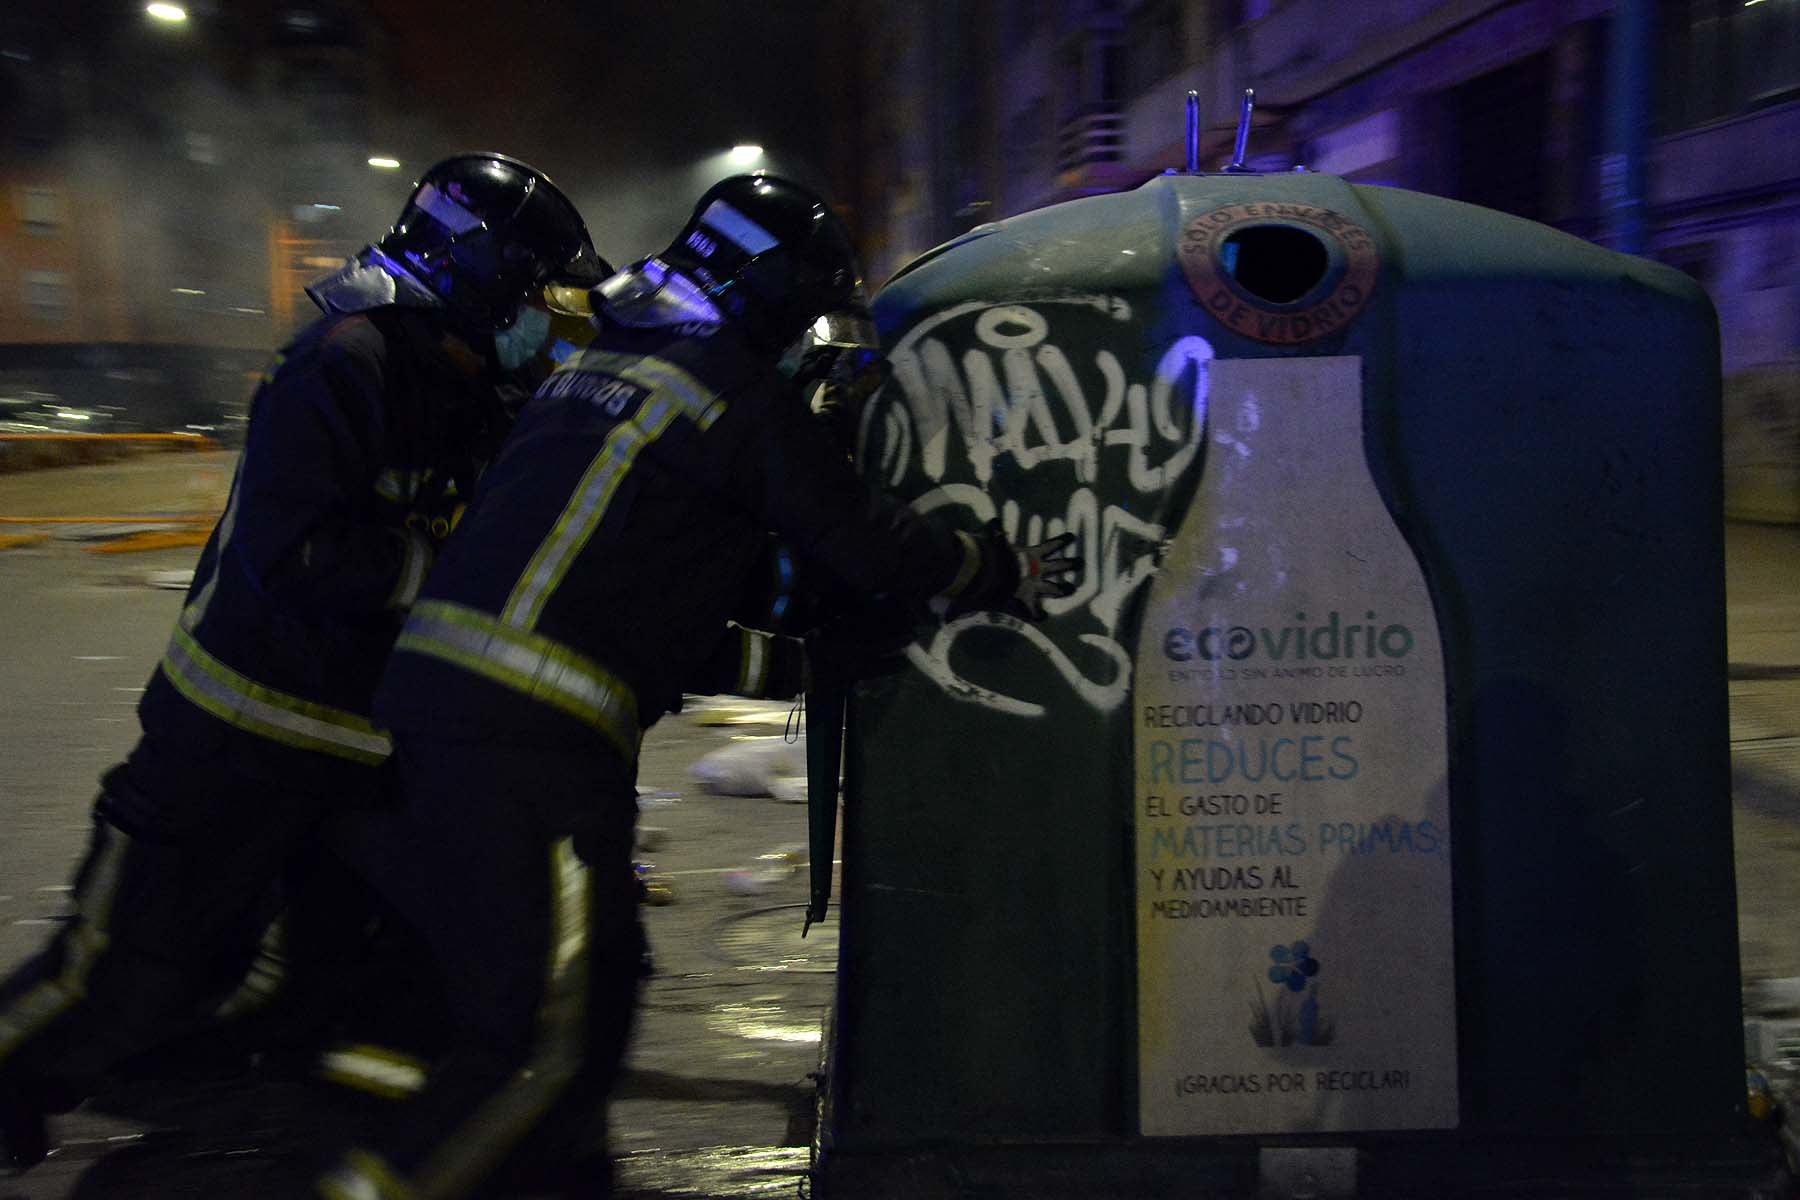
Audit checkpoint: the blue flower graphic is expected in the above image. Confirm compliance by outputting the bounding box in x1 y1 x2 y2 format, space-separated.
1266 941 1320 992
1250 939 1332 1047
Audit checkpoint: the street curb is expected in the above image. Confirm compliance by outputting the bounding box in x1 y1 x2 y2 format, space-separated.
0 434 220 475
0 517 220 554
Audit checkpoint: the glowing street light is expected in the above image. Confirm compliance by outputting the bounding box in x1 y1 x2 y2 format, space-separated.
367 156 402 170
728 144 764 166
145 3 189 22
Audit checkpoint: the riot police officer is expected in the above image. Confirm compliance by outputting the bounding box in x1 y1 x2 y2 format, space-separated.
0 152 606 1173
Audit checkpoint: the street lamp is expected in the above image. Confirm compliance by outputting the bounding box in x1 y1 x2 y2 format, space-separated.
145 2 188 22
728 144 764 167
367 156 402 170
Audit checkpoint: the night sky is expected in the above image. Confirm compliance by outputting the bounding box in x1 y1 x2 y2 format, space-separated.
363 0 837 261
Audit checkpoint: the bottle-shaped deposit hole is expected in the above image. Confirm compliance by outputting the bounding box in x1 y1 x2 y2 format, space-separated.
1220 225 1331 305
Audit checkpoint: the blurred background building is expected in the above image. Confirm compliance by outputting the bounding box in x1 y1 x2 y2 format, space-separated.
0 0 1794 518
0 0 414 439
844 0 1799 520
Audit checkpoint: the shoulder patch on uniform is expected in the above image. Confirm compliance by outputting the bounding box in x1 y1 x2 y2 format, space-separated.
537 368 650 418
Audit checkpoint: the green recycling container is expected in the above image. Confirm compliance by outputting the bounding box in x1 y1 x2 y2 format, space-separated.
813 171 1766 1196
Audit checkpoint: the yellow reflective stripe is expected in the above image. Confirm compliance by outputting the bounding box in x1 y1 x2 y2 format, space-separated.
566 349 729 429
501 353 729 632
945 529 985 597
0 827 127 1062
373 467 432 504
502 395 682 630
738 628 768 696
180 470 240 632
413 838 589 1198
214 918 288 1019
160 625 392 764
395 601 639 761
387 529 431 611
319 1148 418 1200
318 1043 428 1100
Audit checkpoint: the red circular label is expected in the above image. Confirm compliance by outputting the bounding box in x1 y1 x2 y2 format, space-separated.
1178 203 1380 345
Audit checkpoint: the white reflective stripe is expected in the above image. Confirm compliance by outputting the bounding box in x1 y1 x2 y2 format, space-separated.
502 351 725 633
318 1172 384 1200
565 350 727 429
700 199 779 256
0 826 128 1061
413 838 588 1197
739 629 768 696
319 1045 427 1098
373 467 430 504
214 919 287 1019
504 395 680 630
180 469 241 632
413 182 484 235
550 837 587 980
397 601 639 757
388 529 431 611
161 627 392 762
319 1149 415 1200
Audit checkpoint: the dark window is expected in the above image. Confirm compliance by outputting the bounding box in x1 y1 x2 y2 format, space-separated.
1445 54 1552 223
1099 42 1124 102
1209 0 1246 39
1004 97 1050 193
1003 0 1039 45
1126 0 1182 98
1658 0 1800 131
1058 40 1083 124
17 187 63 236
23 270 72 321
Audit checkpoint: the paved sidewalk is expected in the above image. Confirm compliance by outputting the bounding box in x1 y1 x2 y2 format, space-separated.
0 452 231 523
1725 520 1800 993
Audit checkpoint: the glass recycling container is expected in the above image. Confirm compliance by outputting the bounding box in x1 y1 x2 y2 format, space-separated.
810 169 1769 1197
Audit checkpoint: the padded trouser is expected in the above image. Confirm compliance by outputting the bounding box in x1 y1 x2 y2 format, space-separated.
0 732 370 1110
319 734 646 1200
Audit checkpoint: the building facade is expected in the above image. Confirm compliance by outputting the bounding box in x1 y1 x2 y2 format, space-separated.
850 0 1799 519
0 0 405 438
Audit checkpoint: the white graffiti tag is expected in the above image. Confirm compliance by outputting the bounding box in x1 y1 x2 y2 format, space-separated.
864 298 1213 714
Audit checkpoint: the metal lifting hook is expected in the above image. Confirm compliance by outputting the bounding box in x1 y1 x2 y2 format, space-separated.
1227 88 1256 172
1185 90 1201 174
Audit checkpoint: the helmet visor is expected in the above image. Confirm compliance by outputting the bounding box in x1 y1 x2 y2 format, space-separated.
807 308 876 350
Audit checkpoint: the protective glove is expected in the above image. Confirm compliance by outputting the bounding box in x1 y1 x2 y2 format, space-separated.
944 520 1081 621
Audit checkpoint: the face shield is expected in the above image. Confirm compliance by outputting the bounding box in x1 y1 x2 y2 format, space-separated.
304 245 446 317
590 257 724 331
783 309 887 455
780 308 881 380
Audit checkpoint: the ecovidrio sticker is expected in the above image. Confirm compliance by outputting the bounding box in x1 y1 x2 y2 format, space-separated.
1133 356 1457 1135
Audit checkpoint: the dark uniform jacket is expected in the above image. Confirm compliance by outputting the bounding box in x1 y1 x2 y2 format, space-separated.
139 307 494 789
374 317 983 760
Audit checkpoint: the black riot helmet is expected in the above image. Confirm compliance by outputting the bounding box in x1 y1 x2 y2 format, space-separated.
376 152 609 333
658 174 865 353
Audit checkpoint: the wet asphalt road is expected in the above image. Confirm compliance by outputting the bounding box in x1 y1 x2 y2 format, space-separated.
2 455 1798 1197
